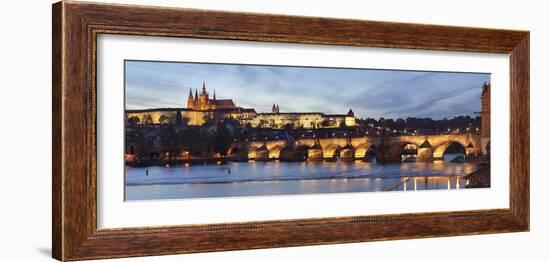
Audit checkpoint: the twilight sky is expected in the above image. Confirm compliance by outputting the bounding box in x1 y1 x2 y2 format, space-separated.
125 60 490 119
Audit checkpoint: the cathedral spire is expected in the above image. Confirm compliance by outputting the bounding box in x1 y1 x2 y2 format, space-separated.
276 104 280 113
202 81 206 94
187 88 195 109
194 88 198 100
213 89 216 100
272 103 276 113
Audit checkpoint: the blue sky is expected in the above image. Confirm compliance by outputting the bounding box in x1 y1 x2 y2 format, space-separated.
125 60 490 119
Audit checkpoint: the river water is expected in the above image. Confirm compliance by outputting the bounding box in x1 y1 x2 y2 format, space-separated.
125 154 479 200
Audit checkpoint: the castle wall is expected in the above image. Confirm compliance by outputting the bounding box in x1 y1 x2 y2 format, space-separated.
215 111 256 121
126 110 211 126
126 111 177 125
243 113 326 129
242 113 356 129
181 110 211 125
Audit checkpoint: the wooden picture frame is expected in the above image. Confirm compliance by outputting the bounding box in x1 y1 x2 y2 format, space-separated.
52 1 529 261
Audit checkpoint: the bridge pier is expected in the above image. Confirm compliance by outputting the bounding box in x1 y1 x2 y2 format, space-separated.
416 140 434 162
252 145 270 161
416 153 434 162
307 148 323 161
340 146 355 161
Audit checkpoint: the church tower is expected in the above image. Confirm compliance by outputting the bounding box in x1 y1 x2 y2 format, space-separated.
187 88 195 110
194 88 199 108
198 82 209 110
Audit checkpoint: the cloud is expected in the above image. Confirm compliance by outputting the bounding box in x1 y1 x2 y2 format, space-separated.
125 60 490 119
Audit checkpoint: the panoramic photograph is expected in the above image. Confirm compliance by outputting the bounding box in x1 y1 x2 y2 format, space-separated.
124 60 491 201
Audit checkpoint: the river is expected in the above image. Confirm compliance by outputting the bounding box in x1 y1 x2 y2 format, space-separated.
125 153 479 200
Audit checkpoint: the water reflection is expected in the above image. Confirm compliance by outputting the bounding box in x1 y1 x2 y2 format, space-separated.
125 157 479 200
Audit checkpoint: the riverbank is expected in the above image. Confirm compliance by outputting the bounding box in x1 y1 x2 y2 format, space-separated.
126 157 233 167
464 164 490 188
126 156 488 167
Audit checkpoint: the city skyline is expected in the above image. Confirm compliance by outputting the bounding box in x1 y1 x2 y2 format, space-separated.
125 60 490 119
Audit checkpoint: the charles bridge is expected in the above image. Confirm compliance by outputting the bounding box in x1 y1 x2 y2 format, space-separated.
230 133 485 163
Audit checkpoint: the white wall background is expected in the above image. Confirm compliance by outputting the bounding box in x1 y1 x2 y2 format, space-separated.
0 0 546 261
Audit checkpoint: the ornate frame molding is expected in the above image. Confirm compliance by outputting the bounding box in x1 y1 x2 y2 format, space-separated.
53 1 529 261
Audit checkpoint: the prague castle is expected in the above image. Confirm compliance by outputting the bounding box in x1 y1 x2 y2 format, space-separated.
187 82 237 111
126 82 356 129
248 108 356 129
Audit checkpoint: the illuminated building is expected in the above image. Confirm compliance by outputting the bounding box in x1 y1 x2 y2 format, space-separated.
126 82 357 129
243 108 356 129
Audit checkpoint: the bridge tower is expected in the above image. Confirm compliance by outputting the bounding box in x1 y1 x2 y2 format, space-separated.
480 82 491 155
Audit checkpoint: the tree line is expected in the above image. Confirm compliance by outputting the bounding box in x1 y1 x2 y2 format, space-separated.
357 115 481 132
127 124 233 159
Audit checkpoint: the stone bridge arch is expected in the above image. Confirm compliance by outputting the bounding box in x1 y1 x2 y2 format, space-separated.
268 145 285 159
340 144 355 160
399 142 419 162
322 144 341 160
237 133 482 162
247 146 259 160
277 144 309 161
377 141 418 162
255 144 270 161
244 140 289 161
354 143 375 160
433 140 469 160
308 144 323 161
318 137 349 149
295 138 316 148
